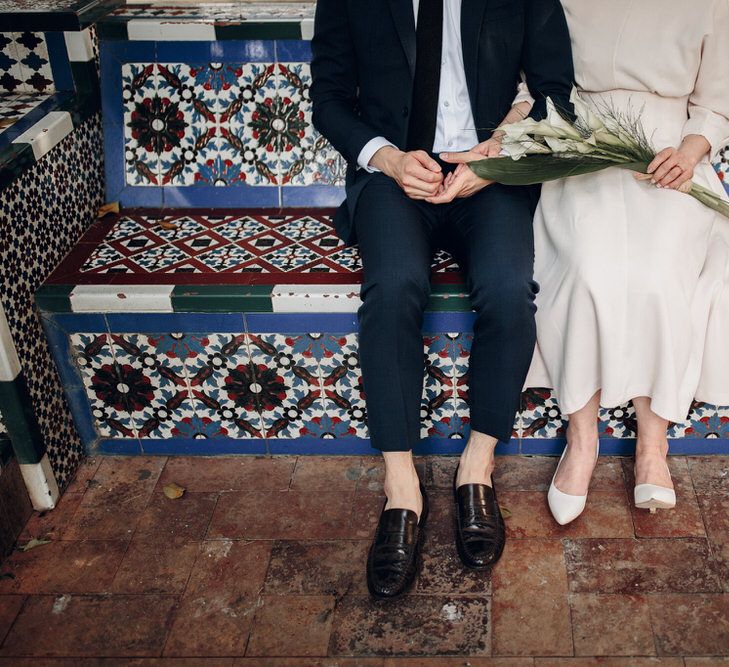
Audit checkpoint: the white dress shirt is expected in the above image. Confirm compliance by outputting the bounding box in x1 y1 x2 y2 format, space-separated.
358 0 532 171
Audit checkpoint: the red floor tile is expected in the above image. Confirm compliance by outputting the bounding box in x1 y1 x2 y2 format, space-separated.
64 457 102 494
264 540 369 596
246 595 336 657
384 660 534 667
19 493 84 542
535 660 683 666
0 540 127 594
163 540 271 657
0 596 25 644
564 538 722 594
0 595 176 657
157 456 296 493
623 458 705 538
290 457 365 493
569 593 655 656
649 594 729 655
207 489 354 540
500 488 634 539
491 539 572 656
63 457 167 542
111 540 200 594
329 595 490 656
687 456 729 492
133 492 218 543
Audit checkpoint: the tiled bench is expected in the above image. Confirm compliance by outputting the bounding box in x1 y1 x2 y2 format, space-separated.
34 2 729 459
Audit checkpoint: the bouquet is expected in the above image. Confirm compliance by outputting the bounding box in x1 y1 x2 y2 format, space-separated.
468 89 729 219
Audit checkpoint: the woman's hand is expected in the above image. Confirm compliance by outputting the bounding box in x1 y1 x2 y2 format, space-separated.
643 135 710 190
471 130 505 158
426 150 494 204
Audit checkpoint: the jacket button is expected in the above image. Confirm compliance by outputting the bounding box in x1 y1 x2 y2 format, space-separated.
402 106 409 117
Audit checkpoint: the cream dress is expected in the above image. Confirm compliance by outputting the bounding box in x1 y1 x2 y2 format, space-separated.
526 0 729 421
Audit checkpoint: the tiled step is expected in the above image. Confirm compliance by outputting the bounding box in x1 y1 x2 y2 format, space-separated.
36 207 729 456
38 209 469 313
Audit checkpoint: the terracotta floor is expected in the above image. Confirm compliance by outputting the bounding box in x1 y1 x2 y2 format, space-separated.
0 455 727 665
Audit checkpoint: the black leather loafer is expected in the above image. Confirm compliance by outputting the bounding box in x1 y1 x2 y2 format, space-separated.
453 467 505 569
366 484 428 600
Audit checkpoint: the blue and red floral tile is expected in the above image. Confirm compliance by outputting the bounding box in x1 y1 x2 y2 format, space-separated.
63 327 729 453
104 40 345 207
68 331 476 445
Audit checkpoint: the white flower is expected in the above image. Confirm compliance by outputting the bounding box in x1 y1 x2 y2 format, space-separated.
501 139 551 160
570 87 606 133
544 136 595 154
545 97 583 141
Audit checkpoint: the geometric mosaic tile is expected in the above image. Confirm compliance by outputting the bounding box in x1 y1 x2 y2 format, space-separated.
0 92 49 134
0 114 105 487
51 211 463 283
0 32 54 95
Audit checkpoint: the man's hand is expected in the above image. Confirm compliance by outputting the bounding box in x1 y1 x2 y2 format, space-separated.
369 146 443 199
426 150 494 204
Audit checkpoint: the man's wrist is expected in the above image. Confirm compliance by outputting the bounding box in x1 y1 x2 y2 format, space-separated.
370 145 403 176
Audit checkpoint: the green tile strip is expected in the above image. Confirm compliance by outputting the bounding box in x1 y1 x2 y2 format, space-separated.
427 283 472 312
0 374 45 466
171 284 274 313
215 22 303 40
35 285 74 313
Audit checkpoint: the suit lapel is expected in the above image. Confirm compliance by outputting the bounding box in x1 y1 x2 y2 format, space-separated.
460 0 488 105
388 0 416 78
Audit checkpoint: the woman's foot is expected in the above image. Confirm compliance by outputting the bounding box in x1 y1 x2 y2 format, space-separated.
634 439 673 488
553 425 600 495
632 397 675 511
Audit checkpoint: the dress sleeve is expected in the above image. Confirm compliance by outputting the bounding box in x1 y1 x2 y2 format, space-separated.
681 0 729 158
512 79 534 108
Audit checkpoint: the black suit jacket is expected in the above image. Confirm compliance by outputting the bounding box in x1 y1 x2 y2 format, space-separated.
310 0 575 244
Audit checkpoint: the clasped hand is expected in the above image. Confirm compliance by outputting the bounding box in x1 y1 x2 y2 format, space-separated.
373 136 500 204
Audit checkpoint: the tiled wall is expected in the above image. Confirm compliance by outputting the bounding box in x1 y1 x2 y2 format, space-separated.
0 31 54 95
103 40 345 207
0 113 105 486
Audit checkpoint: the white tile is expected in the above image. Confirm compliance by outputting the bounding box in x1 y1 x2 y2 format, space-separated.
20 455 60 511
70 285 174 312
127 19 217 41
64 29 94 62
271 284 362 313
12 110 73 160
0 306 21 382
300 18 314 40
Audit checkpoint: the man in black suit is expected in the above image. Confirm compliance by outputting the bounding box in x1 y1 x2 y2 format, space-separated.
311 0 574 598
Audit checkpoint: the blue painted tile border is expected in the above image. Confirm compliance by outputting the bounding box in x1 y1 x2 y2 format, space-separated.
45 31 74 92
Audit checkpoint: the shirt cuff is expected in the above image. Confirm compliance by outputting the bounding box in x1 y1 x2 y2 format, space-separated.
357 136 396 172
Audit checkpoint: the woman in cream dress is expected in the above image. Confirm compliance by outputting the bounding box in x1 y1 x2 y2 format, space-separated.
438 0 729 522
526 0 729 522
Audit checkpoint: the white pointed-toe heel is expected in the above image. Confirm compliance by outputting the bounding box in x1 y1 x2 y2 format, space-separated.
634 460 676 513
547 438 600 525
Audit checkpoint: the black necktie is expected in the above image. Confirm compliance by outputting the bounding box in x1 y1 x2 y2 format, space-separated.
406 0 443 152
